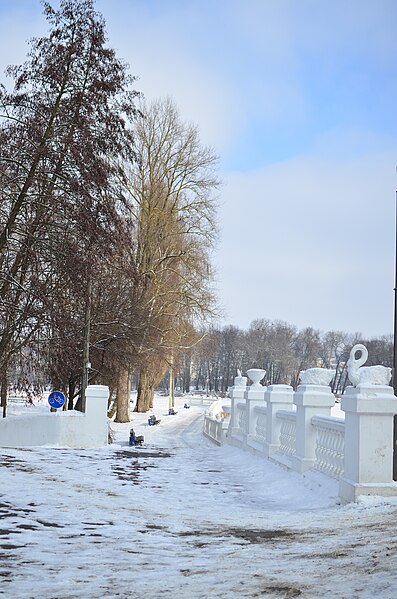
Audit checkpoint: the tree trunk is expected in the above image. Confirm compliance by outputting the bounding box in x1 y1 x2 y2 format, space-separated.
184 355 191 393
108 400 117 419
107 386 116 418
169 356 175 410
224 364 230 393
135 361 169 413
114 368 130 423
135 367 155 413
195 364 202 390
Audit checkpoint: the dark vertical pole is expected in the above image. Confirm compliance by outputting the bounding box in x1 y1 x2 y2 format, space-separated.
81 274 91 413
393 191 397 480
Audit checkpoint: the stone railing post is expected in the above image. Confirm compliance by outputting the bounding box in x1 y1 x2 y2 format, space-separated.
264 384 294 458
292 384 335 473
229 385 247 434
84 385 109 447
245 383 267 442
339 384 397 502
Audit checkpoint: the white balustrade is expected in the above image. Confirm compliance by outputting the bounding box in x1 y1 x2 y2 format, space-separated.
203 414 227 445
277 410 297 457
312 415 345 479
237 402 247 433
246 405 267 452
254 406 267 442
206 351 397 502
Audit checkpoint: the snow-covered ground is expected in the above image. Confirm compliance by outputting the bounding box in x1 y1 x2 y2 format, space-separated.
2 394 397 598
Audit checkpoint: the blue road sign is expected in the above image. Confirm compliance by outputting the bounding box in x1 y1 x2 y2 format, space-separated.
48 391 66 409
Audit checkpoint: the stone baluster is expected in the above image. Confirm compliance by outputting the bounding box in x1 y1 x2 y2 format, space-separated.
291 384 335 473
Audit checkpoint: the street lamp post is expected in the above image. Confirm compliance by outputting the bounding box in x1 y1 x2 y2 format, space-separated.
81 275 92 413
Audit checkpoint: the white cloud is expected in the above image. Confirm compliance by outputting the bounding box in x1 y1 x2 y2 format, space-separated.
96 1 243 154
129 45 240 152
215 138 397 336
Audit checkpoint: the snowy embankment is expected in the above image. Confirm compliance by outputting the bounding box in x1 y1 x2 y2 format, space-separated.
1 393 397 598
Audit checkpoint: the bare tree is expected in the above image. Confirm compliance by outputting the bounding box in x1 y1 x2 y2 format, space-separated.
119 98 220 414
290 327 322 388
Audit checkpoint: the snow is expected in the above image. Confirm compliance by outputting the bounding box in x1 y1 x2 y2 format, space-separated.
2 393 397 598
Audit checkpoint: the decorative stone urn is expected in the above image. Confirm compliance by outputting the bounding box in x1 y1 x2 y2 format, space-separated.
247 368 266 388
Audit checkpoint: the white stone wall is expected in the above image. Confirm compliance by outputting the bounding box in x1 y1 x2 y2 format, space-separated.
0 385 109 448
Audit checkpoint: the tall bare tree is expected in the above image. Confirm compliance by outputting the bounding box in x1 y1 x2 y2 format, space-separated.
120 98 220 414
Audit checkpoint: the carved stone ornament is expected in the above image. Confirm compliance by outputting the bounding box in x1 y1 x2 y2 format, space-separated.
207 398 224 420
299 368 336 386
347 344 391 387
234 369 247 388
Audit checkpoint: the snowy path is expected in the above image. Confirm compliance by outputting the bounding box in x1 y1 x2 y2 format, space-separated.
2 398 397 598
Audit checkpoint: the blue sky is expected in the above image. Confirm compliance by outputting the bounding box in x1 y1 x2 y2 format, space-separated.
1 0 397 337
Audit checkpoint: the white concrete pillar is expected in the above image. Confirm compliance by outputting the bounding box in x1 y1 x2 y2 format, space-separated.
264 384 294 458
292 384 335 473
339 384 397 502
84 385 109 447
245 384 267 440
229 385 247 433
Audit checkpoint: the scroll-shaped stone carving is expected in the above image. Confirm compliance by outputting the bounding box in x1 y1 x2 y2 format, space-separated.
347 344 391 387
207 398 224 420
234 369 247 388
299 368 335 386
